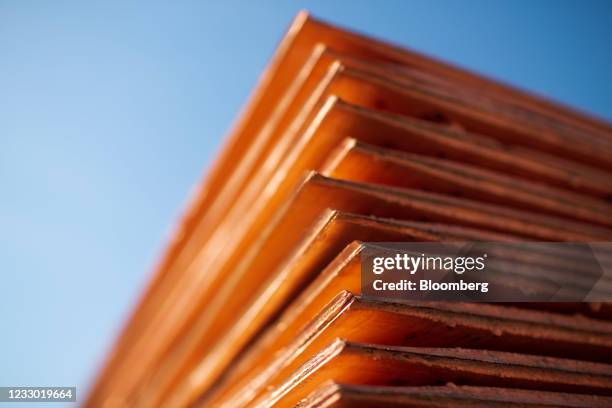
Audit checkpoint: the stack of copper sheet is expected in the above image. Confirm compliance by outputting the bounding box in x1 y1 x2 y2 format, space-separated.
86 12 612 408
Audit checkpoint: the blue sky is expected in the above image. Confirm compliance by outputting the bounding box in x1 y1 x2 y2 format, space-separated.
1 1 611 405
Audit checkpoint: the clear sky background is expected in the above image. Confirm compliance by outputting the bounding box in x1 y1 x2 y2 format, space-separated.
1 1 611 405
